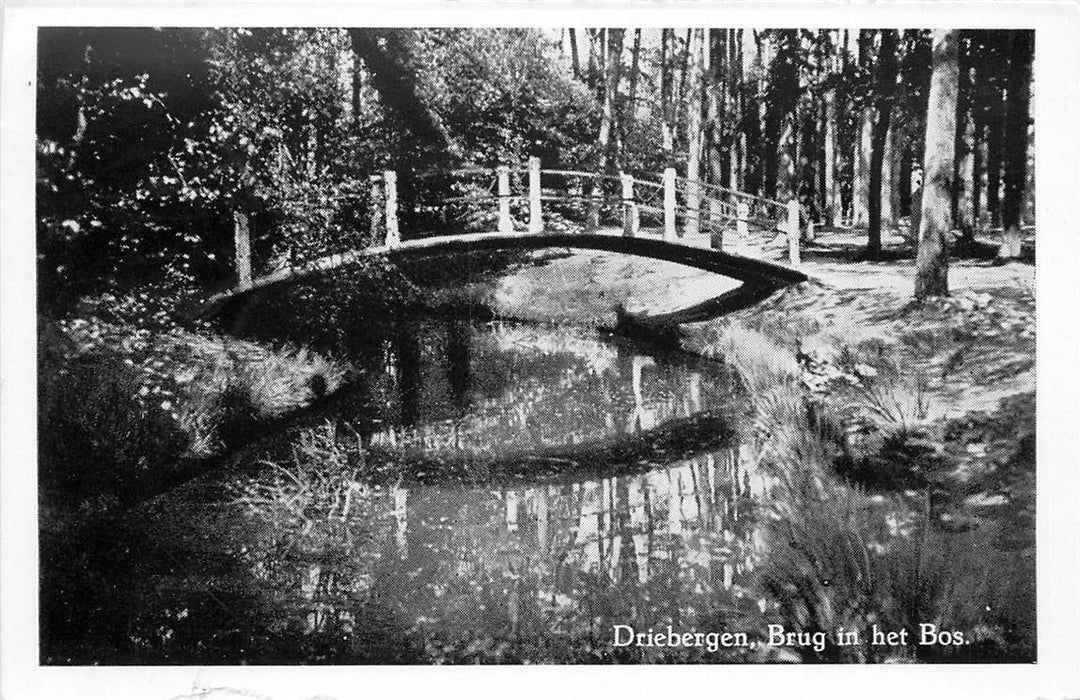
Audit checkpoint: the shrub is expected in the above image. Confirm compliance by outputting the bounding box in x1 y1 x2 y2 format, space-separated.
39 352 187 500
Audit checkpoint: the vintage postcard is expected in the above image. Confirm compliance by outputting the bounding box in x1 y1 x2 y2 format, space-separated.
2 1 1078 699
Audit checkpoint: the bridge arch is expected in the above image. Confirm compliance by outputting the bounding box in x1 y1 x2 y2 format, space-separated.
202 230 808 323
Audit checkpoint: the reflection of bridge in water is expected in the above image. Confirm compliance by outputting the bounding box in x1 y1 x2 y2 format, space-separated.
359 318 725 457
205 158 810 321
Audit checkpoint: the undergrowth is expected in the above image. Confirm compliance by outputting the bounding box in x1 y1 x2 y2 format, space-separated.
703 318 1035 662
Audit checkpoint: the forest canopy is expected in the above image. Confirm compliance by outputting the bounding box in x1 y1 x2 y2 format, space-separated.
36 27 1034 310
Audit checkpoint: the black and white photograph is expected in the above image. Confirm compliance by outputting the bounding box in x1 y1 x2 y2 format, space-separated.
2 3 1079 698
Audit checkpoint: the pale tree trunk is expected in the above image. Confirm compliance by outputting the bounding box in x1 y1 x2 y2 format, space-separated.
951 37 971 235
886 124 904 229
824 88 839 227
971 121 984 237
661 29 676 164
853 105 873 226
915 30 959 299
956 97 976 243
999 29 1034 260
591 28 624 228
597 28 624 170
684 28 706 237
852 30 874 228
881 124 895 227
778 114 796 201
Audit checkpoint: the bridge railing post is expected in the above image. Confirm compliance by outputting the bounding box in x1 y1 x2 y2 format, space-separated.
786 198 801 266
586 174 601 231
369 174 384 243
621 172 639 237
736 201 750 256
383 170 400 247
528 157 543 234
233 211 252 290
663 167 677 241
497 165 513 233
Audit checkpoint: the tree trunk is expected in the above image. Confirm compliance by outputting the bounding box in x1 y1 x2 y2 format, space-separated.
609 29 626 162
951 36 974 237
853 105 873 227
684 29 706 237
742 30 765 195
707 30 726 205
597 29 625 169
625 29 642 133
590 29 623 228
915 30 959 299
777 113 797 201
972 121 985 236
824 88 839 227
660 29 676 164
677 30 692 112
956 92 976 243
999 29 1034 260
569 28 581 79
986 98 1004 227
587 29 598 89
348 29 455 162
728 29 743 191
868 29 899 259
887 124 903 228
762 30 798 200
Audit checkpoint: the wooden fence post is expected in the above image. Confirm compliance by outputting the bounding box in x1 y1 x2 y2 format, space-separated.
586 174 601 231
369 174 384 243
528 157 543 234
497 165 512 233
383 170 399 247
736 201 750 256
663 167 677 241
621 172 639 237
787 198 801 266
233 211 252 289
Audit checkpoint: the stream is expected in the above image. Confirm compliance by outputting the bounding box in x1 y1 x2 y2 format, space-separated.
43 313 797 663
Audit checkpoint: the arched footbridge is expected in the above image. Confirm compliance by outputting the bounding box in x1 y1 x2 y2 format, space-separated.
203 159 811 321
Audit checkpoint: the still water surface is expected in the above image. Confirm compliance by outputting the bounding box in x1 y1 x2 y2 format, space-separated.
47 317 787 663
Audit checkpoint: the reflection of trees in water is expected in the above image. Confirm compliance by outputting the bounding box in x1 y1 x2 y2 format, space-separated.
234 440 781 660
363 320 719 455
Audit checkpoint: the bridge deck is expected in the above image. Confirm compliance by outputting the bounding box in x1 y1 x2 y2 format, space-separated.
202 227 807 319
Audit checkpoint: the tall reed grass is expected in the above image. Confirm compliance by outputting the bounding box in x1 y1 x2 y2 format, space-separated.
705 320 1032 661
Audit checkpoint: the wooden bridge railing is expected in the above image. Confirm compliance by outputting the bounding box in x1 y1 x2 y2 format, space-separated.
232 157 809 290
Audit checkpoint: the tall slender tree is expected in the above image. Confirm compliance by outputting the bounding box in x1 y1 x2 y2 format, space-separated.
867 29 899 259
998 29 1034 260
915 30 960 298
852 30 875 227
660 29 676 164
761 29 799 199
684 28 706 236
568 28 581 79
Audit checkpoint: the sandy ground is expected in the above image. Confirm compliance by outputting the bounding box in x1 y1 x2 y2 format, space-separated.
429 248 742 327
429 229 1035 422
